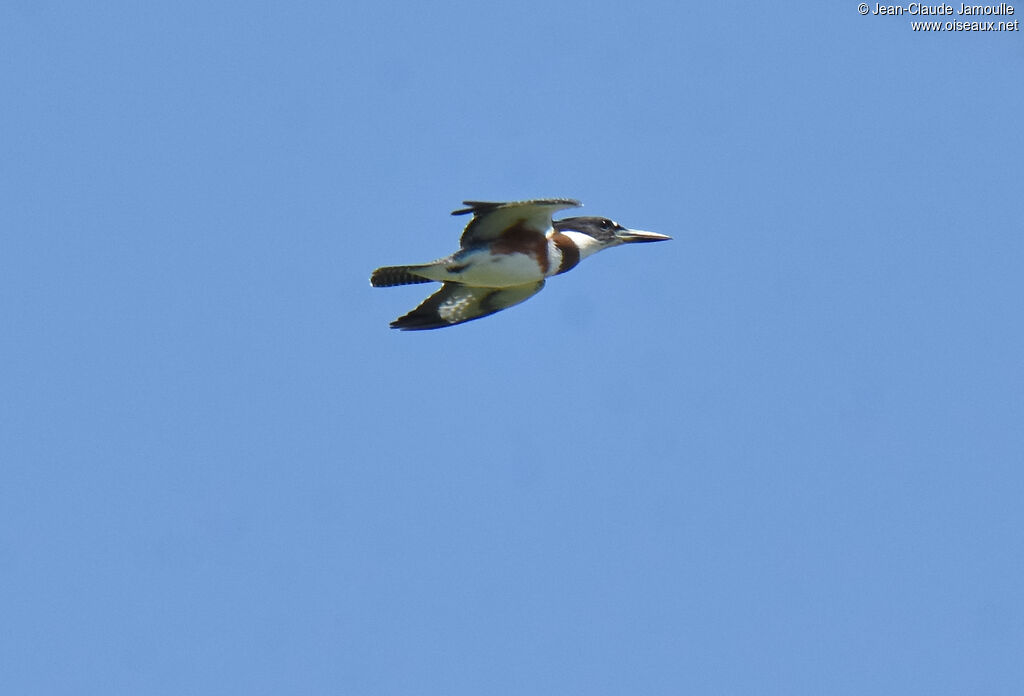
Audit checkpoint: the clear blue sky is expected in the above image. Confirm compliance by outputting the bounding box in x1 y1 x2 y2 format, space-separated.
3 2 1022 694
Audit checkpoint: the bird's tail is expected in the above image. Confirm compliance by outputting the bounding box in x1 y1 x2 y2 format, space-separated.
370 265 435 287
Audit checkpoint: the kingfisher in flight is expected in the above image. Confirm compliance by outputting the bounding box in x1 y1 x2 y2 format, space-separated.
370 198 670 330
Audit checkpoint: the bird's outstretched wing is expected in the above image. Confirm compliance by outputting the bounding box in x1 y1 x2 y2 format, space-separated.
453 199 581 248
390 280 546 330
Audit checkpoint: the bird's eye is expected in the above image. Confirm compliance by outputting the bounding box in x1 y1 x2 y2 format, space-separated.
599 219 612 229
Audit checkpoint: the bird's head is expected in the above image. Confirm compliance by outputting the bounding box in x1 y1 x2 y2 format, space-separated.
553 216 670 259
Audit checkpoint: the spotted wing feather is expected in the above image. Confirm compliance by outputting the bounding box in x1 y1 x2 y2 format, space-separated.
390 280 545 330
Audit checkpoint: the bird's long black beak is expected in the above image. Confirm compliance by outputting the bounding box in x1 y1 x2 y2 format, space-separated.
616 227 671 243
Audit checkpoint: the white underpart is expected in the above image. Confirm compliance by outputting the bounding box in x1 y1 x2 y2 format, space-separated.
418 249 547 287
464 252 544 286
557 231 607 260
545 239 563 275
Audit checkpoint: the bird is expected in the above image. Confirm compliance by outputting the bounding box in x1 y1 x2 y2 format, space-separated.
370 198 670 330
